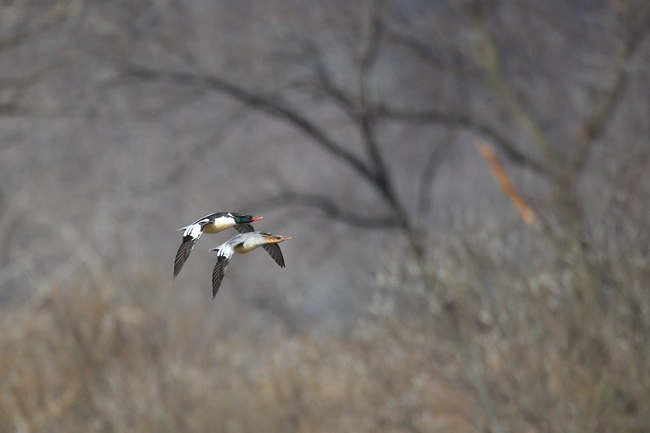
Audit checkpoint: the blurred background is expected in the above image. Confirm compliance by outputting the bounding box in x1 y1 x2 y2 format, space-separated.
1 1 649 431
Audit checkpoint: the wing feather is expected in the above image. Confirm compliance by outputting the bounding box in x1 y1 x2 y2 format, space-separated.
234 223 255 234
262 243 285 268
174 237 199 278
173 223 204 279
212 255 230 298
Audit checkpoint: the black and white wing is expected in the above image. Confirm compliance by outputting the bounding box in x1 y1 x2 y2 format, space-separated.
192 212 227 226
173 223 203 279
262 244 285 268
211 255 231 298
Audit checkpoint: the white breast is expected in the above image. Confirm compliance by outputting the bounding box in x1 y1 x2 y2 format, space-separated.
234 238 261 254
204 216 235 233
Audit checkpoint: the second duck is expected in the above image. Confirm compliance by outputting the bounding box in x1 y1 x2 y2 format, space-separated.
209 231 291 298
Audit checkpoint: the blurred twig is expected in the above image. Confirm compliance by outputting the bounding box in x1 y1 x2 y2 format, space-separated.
0 0 84 51
452 0 558 167
475 140 538 229
251 191 397 229
571 4 650 176
415 137 452 236
374 105 547 174
123 66 378 183
132 106 249 197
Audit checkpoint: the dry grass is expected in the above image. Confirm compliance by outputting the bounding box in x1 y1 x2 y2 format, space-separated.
0 213 649 433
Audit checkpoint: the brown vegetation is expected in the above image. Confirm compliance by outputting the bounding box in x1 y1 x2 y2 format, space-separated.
1 207 649 432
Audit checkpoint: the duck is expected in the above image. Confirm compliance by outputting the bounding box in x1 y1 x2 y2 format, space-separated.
174 212 263 279
209 231 291 298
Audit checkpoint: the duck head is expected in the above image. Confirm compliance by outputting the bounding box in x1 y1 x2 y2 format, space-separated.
261 233 292 243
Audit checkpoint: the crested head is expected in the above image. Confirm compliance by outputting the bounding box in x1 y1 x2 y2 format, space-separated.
261 232 292 243
231 213 263 224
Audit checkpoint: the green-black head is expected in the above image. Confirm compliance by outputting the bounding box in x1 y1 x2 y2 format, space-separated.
232 214 263 224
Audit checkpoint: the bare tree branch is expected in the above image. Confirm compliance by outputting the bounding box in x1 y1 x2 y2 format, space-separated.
124 64 424 251
356 1 426 258
476 140 539 228
572 7 650 175
357 1 401 212
375 105 547 174
452 0 558 167
383 26 480 81
0 68 60 118
252 192 397 229
415 136 452 235
133 107 249 197
358 1 389 185
0 0 84 51
124 66 380 186
310 47 358 118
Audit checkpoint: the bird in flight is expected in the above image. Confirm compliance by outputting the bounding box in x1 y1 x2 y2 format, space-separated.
209 232 291 298
173 211 263 279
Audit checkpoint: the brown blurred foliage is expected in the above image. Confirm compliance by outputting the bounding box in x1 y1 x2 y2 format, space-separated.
1 208 649 432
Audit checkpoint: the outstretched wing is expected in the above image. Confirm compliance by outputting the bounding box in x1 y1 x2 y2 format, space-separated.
191 212 227 226
233 225 284 266
173 224 203 279
233 223 255 234
212 255 231 298
174 237 198 278
262 244 285 268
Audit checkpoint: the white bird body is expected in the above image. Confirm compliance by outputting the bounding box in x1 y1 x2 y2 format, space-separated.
234 235 267 254
200 215 242 234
